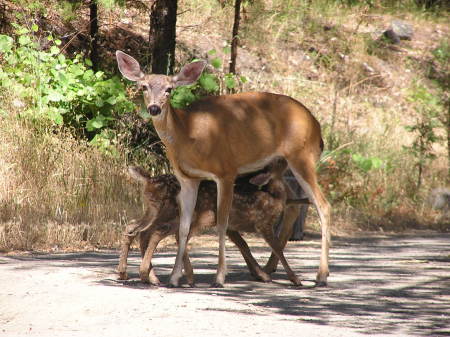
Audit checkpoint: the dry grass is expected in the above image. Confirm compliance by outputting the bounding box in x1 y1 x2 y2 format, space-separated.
0 115 144 251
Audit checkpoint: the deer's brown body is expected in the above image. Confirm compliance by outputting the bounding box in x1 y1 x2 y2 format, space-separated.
116 51 331 287
158 93 323 178
118 162 303 286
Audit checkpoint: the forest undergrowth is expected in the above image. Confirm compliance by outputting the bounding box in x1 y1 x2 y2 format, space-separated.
0 0 448 251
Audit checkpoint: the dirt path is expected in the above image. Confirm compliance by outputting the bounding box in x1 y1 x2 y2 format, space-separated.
1 232 449 337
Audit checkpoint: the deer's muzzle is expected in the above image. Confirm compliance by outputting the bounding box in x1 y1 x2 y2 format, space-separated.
148 104 162 116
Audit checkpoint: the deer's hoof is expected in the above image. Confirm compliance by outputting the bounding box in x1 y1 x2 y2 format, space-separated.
315 280 328 287
167 282 181 288
210 282 224 288
118 272 128 280
291 278 303 287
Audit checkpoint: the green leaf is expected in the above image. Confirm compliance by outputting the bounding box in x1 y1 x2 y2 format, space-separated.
83 69 94 80
211 58 222 69
47 108 64 125
199 73 219 92
0 35 14 52
207 49 217 56
86 116 106 131
47 90 64 102
18 35 31 46
31 23 38 32
224 74 236 89
50 45 59 55
239 75 248 83
54 39 62 46
170 86 197 108
16 27 29 35
85 58 93 67
371 157 382 169
106 96 117 105
223 46 231 54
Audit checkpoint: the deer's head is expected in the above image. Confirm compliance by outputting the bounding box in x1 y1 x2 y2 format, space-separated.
116 50 206 117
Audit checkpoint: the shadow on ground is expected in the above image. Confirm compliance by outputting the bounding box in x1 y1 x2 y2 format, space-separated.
3 232 450 336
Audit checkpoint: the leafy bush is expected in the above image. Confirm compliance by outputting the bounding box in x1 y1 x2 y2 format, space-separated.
0 24 135 141
169 48 248 109
403 83 444 188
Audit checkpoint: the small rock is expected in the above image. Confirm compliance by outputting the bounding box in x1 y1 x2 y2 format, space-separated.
429 188 450 211
362 62 375 73
383 29 401 44
391 20 413 40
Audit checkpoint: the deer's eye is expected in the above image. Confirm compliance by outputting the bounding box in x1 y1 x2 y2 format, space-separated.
165 87 172 94
142 84 150 91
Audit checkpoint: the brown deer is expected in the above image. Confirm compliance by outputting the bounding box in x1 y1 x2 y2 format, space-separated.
116 51 331 287
118 159 307 286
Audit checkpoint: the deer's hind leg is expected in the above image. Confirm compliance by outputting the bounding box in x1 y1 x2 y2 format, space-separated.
286 152 331 286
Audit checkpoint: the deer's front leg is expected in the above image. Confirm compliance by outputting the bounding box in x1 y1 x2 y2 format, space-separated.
213 177 235 288
168 179 199 287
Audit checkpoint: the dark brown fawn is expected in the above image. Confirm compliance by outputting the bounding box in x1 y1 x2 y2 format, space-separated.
116 51 331 287
118 159 309 286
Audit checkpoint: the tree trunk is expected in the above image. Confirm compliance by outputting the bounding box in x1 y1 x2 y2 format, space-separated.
149 0 177 75
89 0 99 71
229 0 241 74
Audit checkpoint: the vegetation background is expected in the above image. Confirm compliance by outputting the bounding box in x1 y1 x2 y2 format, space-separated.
0 0 448 251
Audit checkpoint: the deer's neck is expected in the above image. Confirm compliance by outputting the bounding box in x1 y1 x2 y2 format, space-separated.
152 105 189 153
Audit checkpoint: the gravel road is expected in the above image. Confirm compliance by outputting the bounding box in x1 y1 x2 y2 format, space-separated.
1 232 449 337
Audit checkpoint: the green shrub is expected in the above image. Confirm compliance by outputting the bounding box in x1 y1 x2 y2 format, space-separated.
169 49 248 108
0 24 135 142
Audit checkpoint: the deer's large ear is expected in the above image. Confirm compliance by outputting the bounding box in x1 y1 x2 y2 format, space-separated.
116 50 144 82
172 61 206 88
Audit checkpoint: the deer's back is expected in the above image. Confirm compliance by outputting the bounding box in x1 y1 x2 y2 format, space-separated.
178 92 323 173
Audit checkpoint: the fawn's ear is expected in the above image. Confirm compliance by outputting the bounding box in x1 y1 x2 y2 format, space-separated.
172 61 206 88
116 50 144 81
249 172 272 187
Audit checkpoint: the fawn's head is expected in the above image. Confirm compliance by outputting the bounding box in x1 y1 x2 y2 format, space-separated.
116 51 206 117
249 158 288 186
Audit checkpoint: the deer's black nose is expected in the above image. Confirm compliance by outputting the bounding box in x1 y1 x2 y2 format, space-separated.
148 105 161 116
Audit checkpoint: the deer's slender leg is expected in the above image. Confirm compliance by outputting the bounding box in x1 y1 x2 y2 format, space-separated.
263 205 298 274
212 177 235 287
140 225 177 285
287 154 331 286
175 231 195 287
259 225 302 286
182 247 195 287
227 230 271 282
169 179 200 287
118 232 136 280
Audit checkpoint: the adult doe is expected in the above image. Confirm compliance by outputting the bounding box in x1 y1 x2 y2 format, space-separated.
116 51 331 287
